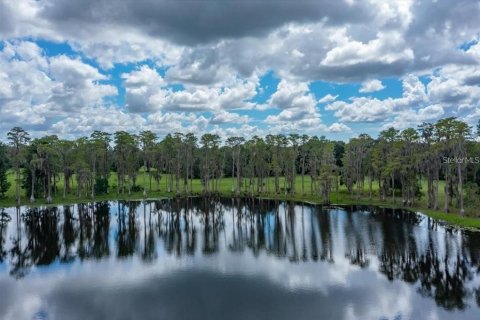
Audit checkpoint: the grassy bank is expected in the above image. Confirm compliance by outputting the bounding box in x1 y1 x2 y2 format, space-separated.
1 170 479 230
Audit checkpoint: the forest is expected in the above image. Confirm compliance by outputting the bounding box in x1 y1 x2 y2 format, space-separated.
0 117 479 217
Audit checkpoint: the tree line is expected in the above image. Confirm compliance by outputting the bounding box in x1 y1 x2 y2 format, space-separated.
0 117 479 214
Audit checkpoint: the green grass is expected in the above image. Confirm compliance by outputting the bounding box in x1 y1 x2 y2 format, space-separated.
1 170 479 230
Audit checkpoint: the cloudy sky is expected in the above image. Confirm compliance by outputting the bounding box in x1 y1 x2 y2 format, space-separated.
0 0 479 140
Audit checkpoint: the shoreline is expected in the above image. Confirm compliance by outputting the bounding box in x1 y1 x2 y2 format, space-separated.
1 191 479 230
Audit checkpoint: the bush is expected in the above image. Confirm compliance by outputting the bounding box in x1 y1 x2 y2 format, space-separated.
94 177 109 195
131 184 142 192
465 182 480 208
0 174 10 198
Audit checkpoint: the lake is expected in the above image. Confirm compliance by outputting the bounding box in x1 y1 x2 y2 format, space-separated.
0 198 479 320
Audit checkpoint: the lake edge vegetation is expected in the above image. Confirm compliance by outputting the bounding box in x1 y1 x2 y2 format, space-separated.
0 117 479 228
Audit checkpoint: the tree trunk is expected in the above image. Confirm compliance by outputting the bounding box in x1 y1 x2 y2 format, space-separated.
391 173 395 204
143 159 147 197
236 155 241 196
231 155 235 193
369 173 373 200
63 171 66 199
91 160 96 199
444 165 449 213
47 171 52 203
16 168 20 206
30 168 35 203
301 156 305 195
458 163 464 215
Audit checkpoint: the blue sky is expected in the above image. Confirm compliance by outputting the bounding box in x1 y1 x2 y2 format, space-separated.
0 0 479 141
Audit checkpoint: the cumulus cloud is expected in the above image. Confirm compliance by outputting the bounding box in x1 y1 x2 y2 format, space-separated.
328 123 352 133
359 79 385 93
209 111 250 125
123 65 165 113
0 41 116 135
0 0 480 138
326 75 429 123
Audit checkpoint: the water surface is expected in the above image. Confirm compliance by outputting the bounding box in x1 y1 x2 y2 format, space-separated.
0 198 479 320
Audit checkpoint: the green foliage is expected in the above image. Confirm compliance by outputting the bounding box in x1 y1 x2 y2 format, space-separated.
464 182 479 208
94 177 109 195
0 143 10 197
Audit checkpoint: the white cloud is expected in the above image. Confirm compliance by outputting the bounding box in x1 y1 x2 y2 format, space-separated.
123 65 165 113
318 94 338 104
0 41 117 134
210 111 250 125
265 79 325 132
359 79 384 93
328 123 352 133
268 80 316 110
321 31 414 67
326 75 428 123
1 0 480 138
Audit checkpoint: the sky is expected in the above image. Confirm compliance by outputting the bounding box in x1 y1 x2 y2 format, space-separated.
0 0 479 141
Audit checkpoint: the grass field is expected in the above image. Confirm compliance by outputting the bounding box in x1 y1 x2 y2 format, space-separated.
1 169 479 229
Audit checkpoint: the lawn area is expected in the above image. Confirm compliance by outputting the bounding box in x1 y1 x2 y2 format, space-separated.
1 169 479 229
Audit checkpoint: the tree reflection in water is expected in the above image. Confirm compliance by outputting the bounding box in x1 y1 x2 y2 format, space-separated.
0 198 480 311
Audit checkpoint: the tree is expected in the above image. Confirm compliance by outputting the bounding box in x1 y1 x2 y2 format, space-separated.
90 131 112 198
398 128 420 206
342 134 372 200
418 122 440 210
28 154 42 202
114 131 139 195
58 139 75 199
139 130 157 197
36 136 61 203
0 142 10 198
435 117 470 214
379 128 400 204
299 134 309 195
200 133 220 194
307 136 335 203
287 134 300 194
7 127 30 205
226 137 245 195
172 133 184 195
183 133 197 195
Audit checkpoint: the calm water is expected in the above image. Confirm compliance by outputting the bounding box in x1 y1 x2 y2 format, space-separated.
0 198 479 320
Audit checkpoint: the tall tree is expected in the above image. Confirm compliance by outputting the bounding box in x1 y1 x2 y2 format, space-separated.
36 135 61 203
398 128 420 206
114 131 139 195
287 134 300 194
299 134 309 195
139 130 157 197
200 133 220 194
418 122 440 210
183 133 197 195
7 127 30 205
0 142 10 198
435 117 470 214
58 139 75 199
226 137 245 195
90 131 112 199
28 154 42 202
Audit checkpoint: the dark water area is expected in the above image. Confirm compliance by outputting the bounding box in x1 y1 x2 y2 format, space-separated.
0 198 480 320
